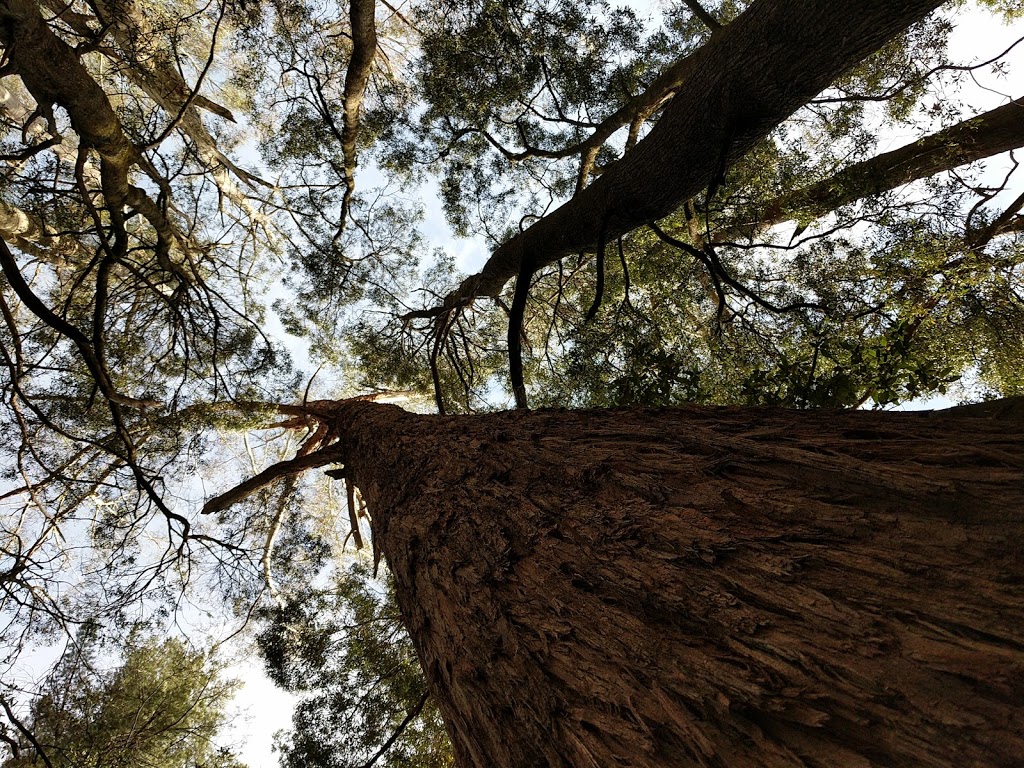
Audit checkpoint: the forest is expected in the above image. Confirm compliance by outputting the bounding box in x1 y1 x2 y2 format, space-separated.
0 0 1023 765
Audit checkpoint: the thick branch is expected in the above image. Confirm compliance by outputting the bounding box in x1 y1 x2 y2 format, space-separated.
682 0 722 30
408 0 944 319
43 0 267 205
338 0 377 230
0 0 137 210
201 448 344 515
0 198 92 263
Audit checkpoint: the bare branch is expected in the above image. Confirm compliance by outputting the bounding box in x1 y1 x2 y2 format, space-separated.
201 448 344 516
356 691 430 768
0 696 54 768
346 479 364 549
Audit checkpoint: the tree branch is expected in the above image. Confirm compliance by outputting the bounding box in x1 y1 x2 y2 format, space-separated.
357 690 430 768
0 696 54 768
201 448 344 516
731 96 1024 239
338 0 378 232
682 0 722 30
0 237 160 409
406 0 943 320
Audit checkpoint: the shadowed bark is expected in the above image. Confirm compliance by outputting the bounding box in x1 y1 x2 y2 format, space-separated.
309 398 1024 768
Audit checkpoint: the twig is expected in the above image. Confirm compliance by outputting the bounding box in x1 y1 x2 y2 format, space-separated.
356 691 430 768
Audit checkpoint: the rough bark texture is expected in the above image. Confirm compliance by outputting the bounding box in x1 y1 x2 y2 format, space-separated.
412 0 944 318
329 399 1024 768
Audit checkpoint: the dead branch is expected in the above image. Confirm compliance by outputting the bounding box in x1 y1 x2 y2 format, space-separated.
201 448 345 516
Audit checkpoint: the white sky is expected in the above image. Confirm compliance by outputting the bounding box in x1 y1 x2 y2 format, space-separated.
226 656 297 767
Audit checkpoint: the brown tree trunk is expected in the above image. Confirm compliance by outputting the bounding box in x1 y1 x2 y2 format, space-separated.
329 399 1024 768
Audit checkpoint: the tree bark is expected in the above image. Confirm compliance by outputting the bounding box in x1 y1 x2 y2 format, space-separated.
324 398 1024 768
338 0 377 231
0 198 91 263
409 0 945 319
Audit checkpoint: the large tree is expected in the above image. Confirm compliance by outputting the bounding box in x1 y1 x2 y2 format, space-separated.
218 396 1024 768
2 0 1024 766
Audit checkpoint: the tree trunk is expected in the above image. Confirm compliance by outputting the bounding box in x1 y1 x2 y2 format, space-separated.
330 399 1024 768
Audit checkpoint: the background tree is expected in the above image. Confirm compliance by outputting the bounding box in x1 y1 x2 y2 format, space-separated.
258 560 452 768
374 0 1024 412
1 630 245 768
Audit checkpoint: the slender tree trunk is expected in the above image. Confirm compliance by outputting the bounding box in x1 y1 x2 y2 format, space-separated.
338 0 377 230
329 399 1024 768
729 96 1024 239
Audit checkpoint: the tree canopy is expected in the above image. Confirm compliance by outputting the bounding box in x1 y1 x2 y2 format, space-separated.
1 631 244 768
1 0 1023 765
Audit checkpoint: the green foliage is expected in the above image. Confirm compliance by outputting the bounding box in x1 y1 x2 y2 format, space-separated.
975 0 1024 19
526 205 1024 410
382 0 668 233
257 562 453 768
3 633 243 768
